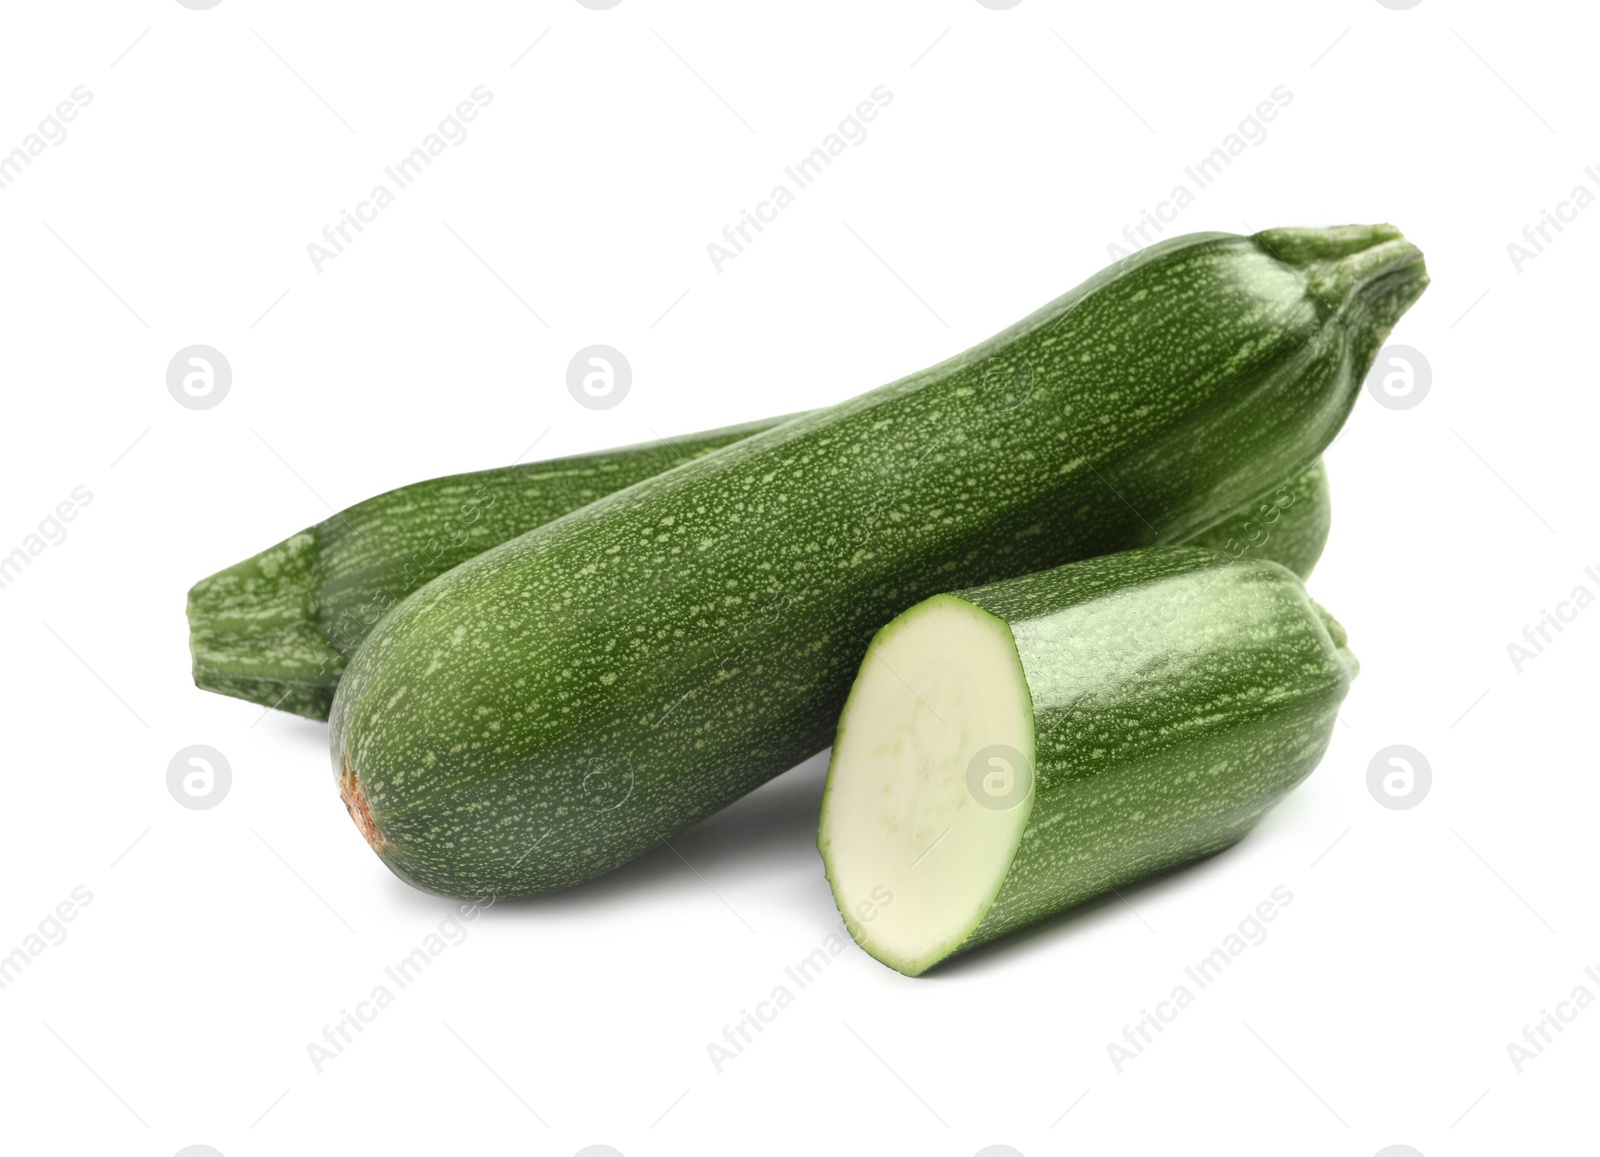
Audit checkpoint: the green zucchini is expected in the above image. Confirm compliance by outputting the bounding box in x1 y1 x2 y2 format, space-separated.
818 546 1356 976
189 439 1329 721
330 224 1425 898
187 416 795 720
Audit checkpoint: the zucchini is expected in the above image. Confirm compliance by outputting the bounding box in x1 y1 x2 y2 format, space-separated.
190 442 1329 721
330 224 1425 898
187 416 794 720
818 546 1357 976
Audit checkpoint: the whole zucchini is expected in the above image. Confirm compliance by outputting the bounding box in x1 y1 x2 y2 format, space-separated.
331 224 1425 898
189 440 1329 721
187 416 794 720
818 546 1356 976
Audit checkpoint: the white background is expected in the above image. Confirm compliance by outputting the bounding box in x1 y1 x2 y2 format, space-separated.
0 2 1592 1155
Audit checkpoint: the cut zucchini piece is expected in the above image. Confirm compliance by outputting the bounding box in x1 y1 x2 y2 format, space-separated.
820 546 1357 976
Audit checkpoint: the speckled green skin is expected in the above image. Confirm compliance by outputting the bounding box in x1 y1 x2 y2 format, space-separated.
331 225 1424 898
888 546 1356 975
1186 459 1330 580
187 416 794 719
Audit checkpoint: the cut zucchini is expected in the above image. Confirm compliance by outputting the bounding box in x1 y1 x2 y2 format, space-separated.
819 547 1357 976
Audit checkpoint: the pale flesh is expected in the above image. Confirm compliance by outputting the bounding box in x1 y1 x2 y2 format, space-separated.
820 595 1035 976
